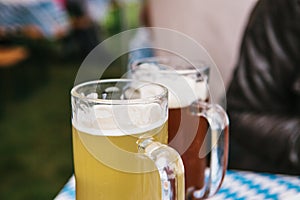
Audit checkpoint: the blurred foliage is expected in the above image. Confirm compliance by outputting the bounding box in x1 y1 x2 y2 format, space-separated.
102 0 141 37
0 59 76 199
0 1 141 198
0 38 128 199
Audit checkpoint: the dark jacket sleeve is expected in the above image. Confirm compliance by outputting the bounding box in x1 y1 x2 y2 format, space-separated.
227 0 300 173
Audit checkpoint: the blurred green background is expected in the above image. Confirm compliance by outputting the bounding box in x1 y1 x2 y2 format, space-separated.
0 54 77 199
0 39 127 200
0 0 140 199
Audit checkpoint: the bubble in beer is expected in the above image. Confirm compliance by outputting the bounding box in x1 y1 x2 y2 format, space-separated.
139 63 161 70
105 86 120 93
123 87 141 99
86 92 98 99
102 86 122 99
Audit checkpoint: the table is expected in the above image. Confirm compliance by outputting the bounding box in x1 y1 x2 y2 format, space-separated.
54 170 300 200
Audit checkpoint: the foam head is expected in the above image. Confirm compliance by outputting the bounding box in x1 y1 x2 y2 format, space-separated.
72 81 167 136
132 63 208 108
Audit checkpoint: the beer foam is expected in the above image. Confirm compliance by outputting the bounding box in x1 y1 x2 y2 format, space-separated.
73 103 166 136
133 64 208 108
123 83 165 100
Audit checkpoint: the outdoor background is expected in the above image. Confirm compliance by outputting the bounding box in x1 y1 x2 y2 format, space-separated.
0 0 140 199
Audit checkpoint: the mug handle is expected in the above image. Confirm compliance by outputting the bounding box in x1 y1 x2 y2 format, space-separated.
187 100 229 200
138 138 185 200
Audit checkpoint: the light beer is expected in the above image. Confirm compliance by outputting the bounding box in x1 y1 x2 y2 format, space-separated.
72 104 168 200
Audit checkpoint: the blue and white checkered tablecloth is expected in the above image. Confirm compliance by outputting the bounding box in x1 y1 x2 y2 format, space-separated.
54 170 300 200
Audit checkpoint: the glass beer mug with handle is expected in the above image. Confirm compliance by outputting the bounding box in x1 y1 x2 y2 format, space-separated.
71 79 185 200
131 56 229 199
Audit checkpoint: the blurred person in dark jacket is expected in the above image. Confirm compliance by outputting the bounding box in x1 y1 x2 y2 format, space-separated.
227 0 300 174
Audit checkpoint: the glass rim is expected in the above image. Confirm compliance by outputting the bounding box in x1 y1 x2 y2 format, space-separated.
71 79 168 105
130 56 210 75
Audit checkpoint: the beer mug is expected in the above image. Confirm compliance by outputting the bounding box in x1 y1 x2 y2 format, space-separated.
71 79 184 200
131 56 229 199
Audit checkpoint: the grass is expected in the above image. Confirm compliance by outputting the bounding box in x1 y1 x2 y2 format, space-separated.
0 59 77 199
0 46 127 199
0 10 137 195
0 2 140 197
0 28 127 200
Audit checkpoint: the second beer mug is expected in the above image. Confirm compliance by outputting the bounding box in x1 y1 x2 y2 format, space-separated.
71 79 184 199
131 56 229 199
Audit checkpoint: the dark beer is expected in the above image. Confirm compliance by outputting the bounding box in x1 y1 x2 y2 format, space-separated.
168 107 208 190
169 106 229 193
131 57 229 198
